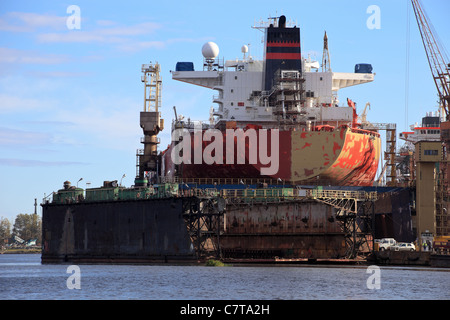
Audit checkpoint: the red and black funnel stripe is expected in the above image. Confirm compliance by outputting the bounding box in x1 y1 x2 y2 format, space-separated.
266 42 301 60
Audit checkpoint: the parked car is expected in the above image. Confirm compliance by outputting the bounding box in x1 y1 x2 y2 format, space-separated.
390 242 416 252
377 238 397 251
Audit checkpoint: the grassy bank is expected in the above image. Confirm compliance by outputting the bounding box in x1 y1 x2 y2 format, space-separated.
1 248 41 254
205 259 229 267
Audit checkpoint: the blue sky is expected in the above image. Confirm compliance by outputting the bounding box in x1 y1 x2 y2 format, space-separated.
0 0 449 222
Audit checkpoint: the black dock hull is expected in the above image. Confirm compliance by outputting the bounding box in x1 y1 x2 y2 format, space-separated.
42 198 197 264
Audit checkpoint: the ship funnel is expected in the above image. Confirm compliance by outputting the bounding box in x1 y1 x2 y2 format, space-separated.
279 15 286 28
263 16 302 91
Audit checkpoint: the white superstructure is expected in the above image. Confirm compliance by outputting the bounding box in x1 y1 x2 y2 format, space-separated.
172 47 374 130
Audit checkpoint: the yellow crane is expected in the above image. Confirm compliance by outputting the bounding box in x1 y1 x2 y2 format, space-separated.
360 102 371 125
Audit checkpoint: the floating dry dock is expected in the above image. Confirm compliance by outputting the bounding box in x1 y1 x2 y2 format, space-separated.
41 12 449 265
41 181 412 264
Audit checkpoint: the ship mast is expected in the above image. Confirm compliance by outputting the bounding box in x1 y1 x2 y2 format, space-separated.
322 31 331 73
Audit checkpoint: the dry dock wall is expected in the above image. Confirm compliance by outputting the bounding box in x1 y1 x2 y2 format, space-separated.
221 200 346 259
373 188 414 242
42 198 196 263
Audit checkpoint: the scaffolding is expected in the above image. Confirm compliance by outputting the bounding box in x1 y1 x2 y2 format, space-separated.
361 122 397 186
311 189 377 259
182 196 225 259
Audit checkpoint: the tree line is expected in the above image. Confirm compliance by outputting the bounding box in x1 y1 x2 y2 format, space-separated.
0 214 41 247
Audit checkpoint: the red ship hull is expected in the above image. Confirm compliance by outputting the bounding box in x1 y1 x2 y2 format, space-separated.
162 126 380 186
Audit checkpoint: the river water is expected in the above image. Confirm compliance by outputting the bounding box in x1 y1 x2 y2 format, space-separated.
1 254 449 301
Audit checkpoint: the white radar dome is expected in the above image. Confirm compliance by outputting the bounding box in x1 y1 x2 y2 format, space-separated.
202 42 219 59
241 45 248 54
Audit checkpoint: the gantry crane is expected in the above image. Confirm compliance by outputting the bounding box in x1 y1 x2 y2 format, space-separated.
411 0 450 121
411 0 450 236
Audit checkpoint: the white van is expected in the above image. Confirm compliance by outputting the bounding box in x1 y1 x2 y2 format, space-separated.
377 238 397 251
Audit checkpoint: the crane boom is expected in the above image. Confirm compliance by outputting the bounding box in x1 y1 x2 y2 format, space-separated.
411 0 450 120
322 31 331 72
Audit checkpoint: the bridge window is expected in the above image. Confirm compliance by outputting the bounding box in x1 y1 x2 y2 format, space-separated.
424 150 438 156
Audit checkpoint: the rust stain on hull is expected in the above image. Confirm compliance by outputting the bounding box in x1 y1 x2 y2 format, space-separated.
289 127 380 185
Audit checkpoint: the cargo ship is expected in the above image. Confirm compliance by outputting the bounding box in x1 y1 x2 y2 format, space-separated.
42 15 404 264
162 15 381 186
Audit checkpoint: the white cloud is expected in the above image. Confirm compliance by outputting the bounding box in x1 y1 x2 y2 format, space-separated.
0 158 88 167
55 105 140 150
0 93 46 113
1 11 201 55
96 20 117 27
1 11 163 52
0 12 67 32
117 36 213 53
37 31 122 43
99 21 161 36
117 40 166 52
0 127 51 146
37 21 162 44
0 47 69 64
42 90 142 151
0 74 70 114
26 71 93 78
